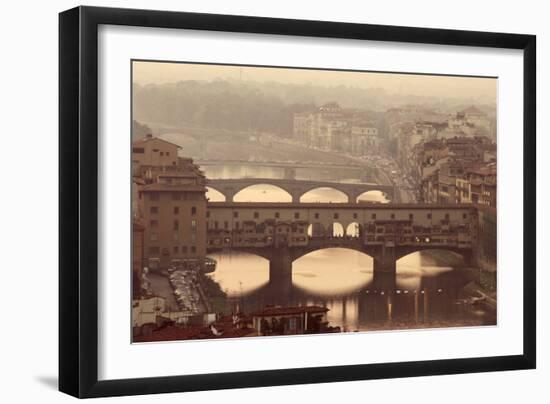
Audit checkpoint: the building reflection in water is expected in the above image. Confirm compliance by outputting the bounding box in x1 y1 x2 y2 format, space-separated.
207 249 495 332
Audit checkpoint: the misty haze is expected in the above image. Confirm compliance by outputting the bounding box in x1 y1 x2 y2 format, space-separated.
131 61 497 343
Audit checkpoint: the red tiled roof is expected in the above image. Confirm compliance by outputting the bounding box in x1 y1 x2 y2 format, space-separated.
467 166 496 176
133 325 256 342
132 136 183 149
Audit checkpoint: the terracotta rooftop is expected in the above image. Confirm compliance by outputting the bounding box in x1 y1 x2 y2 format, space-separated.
132 135 183 149
133 325 256 342
467 166 497 176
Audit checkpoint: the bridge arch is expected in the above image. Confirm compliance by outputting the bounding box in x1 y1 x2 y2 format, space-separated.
307 222 327 237
345 222 362 238
206 186 227 202
356 190 390 203
292 247 374 295
396 247 472 266
292 246 375 262
233 183 293 202
331 222 345 237
299 187 349 203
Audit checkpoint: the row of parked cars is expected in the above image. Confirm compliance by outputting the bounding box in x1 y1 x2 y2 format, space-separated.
168 268 202 313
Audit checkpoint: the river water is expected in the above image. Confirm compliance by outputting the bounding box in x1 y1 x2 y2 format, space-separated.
204 166 496 331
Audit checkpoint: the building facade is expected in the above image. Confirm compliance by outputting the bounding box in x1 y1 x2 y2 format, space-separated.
132 135 208 271
132 134 181 176
293 102 379 156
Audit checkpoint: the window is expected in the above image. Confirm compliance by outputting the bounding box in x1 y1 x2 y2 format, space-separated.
173 232 179 241
173 206 179 215
275 212 280 219
206 211 210 218
150 220 158 227
214 221 218 229
254 212 259 219
172 192 181 201
289 317 297 330
191 220 197 229
149 193 159 201
166 152 170 156
173 220 179 230
463 213 467 219
294 212 300 219
173 246 179 253
224 221 229 229
391 213 395 219
148 247 159 255
233 211 239 218
235 222 240 230
150 206 158 214
333 213 339 219
409 213 414 220
191 246 196 253
371 213 376 220
160 152 164 156
191 206 197 215
427 213 432 219
445 213 450 220
132 147 144 153
314 213 319 219
353 213 358 219
190 234 196 244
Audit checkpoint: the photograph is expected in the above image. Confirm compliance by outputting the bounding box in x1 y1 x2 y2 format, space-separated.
130 61 497 343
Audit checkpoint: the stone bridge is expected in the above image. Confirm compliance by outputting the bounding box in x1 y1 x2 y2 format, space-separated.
196 159 368 170
206 178 396 203
205 202 478 285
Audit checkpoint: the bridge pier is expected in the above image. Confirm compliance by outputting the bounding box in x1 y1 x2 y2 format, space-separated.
373 246 397 276
461 249 477 267
268 246 293 285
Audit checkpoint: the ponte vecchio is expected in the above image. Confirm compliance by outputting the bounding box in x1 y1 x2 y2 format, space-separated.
206 202 478 285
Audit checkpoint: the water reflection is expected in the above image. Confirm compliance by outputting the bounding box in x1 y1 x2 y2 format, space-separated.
205 183 495 332
206 250 495 331
203 164 369 183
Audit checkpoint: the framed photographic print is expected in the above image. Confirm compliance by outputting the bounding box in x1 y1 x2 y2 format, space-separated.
59 6 536 398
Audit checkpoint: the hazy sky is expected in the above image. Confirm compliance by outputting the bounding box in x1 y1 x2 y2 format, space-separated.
133 61 496 101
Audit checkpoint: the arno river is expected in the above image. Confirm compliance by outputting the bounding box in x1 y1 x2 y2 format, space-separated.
203 165 496 331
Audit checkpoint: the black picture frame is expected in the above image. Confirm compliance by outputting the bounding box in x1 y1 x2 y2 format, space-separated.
59 5 536 398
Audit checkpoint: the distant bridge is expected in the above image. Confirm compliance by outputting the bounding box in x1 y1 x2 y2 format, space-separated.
196 159 370 170
206 178 396 203
205 202 478 285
